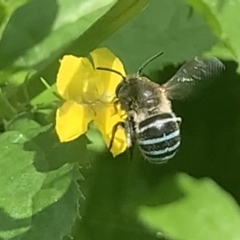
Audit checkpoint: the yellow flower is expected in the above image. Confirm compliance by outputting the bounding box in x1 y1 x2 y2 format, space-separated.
55 48 127 156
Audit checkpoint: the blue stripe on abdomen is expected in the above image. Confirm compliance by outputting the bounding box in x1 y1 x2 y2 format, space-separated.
139 135 180 163
137 130 180 145
140 141 180 155
145 151 177 163
136 113 181 163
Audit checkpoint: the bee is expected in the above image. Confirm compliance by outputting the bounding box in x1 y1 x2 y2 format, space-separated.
97 52 225 164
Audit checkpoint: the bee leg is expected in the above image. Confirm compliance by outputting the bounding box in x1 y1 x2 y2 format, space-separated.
108 121 125 151
128 145 134 162
109 119 135 162
112 97 120 115
124 120 135 162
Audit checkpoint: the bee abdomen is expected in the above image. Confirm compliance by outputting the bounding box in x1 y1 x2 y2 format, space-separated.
136 113 181 164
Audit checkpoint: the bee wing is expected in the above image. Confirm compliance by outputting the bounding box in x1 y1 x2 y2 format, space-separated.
162 56 225 100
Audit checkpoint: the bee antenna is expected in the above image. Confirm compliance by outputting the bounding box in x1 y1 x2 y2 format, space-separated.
137 51 164 75
96 67 126 80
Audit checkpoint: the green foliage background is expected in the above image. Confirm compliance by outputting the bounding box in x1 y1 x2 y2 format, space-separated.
0 0 240 240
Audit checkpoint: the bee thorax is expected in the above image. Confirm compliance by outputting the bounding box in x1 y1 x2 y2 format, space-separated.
157 89 172 114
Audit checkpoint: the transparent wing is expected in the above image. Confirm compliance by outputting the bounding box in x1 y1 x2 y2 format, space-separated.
163 56 225 100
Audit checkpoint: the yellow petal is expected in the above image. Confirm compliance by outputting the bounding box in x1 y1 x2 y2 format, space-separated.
57 55 103 104
56 100 94 142
90 48 126 102
94 104 127 157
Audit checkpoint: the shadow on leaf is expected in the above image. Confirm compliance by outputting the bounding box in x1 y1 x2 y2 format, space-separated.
72 151 185 240
0 0 58 70
23 125 91 172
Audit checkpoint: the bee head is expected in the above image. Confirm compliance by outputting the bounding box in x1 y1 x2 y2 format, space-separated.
95 67 126 94
96 51 164 97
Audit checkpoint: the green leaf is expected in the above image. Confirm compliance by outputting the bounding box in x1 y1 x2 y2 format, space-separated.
0 0 117 71
5 0 30 13
0 90 18 121
204 41 236 61
138 173 240 240
103 0 218 75
0 117 88 239
6 112 42 138
66 0 152 56
0 0 7 28
185 0 240 67
30 77 58 105
7 113 91 167
86 123 106 153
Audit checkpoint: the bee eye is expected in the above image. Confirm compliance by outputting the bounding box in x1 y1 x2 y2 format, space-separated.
115 81 125 96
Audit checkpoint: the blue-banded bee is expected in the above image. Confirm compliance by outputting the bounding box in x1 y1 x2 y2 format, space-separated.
97 52 225 164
